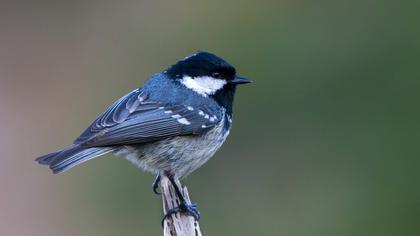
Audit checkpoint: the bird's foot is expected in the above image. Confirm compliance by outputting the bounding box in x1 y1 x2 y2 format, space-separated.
152 175 161 195
162 202 201 225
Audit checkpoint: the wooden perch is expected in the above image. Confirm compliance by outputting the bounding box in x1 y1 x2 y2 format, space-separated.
161 176 202 236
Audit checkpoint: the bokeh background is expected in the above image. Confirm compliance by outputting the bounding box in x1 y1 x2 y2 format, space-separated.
1 0 419 235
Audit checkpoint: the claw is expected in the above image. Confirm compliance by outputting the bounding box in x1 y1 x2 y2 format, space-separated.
152 175 161 195
161 202 201 226
161 176 201 227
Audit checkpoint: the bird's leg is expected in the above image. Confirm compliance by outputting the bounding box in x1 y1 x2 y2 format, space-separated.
152 174 161 195
162 176 200 224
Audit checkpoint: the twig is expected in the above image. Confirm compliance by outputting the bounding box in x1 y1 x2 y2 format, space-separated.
161 176 202 236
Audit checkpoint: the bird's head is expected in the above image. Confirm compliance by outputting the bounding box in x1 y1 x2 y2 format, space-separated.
166 51 251 98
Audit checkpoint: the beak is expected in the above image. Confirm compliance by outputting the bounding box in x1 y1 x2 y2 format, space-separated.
229 76 252 84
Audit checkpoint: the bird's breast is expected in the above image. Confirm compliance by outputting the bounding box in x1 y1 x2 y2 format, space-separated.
116 112 231 178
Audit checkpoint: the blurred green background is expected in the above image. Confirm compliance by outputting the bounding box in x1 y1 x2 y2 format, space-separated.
1 0 419 235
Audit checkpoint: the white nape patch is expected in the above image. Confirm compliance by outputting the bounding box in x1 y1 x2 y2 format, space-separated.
164 110 173 114
171 114 182 119
181 76 226 96
201 125 207 128
177 118 191 125
187 106 194 111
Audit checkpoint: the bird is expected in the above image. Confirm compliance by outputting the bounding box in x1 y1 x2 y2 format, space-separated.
35 51 251 221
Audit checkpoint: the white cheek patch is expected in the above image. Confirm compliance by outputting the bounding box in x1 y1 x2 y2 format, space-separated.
181 76 226 96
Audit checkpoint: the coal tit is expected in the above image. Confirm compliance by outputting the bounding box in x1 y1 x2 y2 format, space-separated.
36 51 251 221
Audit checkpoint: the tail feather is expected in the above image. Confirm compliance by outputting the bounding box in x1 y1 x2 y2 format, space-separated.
35 145 113 174
36 150 61 165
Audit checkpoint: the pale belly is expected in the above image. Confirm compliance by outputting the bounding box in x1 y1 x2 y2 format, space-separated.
113 117 230 178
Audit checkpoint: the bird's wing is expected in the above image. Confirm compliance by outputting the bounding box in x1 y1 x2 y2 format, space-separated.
74 88 219 147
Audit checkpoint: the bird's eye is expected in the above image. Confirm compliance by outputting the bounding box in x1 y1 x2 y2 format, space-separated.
212 72 221 78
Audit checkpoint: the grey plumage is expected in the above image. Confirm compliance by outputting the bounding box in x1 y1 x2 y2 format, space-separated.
36 87 228 176
115 110 230 178
36 104 230 177
37 145 113 174
35 51 250 222
36 86 223 173
36 51 247 180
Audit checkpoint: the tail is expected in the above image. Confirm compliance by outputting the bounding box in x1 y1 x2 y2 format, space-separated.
35 145 114 174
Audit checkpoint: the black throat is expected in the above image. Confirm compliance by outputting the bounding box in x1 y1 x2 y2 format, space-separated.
210 84 236 116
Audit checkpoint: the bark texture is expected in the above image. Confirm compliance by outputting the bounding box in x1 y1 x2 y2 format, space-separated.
161 176 202 236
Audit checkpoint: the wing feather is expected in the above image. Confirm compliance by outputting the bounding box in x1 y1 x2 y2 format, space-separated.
74 88 219 147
